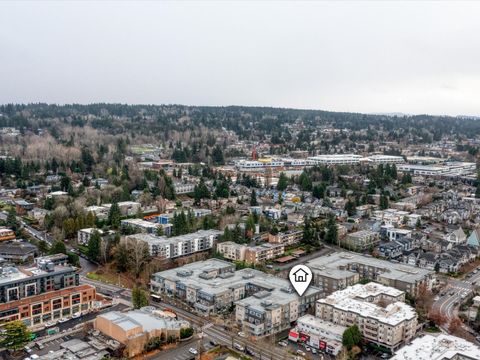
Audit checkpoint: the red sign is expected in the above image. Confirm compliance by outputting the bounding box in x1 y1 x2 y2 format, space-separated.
319 341 326 350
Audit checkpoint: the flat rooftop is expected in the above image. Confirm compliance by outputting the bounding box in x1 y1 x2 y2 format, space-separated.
306 252 433 284
129 229 222 246
98 307 188 333
391 334 480 360
153 258 321 311
318 283 416 326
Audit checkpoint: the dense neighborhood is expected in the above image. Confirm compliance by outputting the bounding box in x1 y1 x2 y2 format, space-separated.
1 104 480 360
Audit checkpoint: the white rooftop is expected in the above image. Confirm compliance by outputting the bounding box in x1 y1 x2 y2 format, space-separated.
318 283 416 326
391 334 480 360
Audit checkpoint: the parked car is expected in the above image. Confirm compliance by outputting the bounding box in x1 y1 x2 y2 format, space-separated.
296 349 306 356
188 348 198 355
278 340 288 347
238 331 246 338
234 343 245 351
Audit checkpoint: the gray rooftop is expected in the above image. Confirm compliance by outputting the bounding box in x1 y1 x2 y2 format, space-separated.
306 252 434 283
153 258 321 310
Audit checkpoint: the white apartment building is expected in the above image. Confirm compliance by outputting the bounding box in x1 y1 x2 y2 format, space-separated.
173 182 195 194
77 228 104 245
391 334 480 360
126 229 222 258
315 283 417 351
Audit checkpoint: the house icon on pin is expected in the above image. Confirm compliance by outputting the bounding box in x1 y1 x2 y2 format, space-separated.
292 268 308 282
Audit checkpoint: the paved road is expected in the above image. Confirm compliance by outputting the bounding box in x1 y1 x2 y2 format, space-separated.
151 299 295 360
150 337 214 360
433 269 480 327
20 219 53 245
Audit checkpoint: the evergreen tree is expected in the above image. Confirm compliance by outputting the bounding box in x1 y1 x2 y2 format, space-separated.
245 214 256 238
250 189 258 206
324 215 338 245
107 202 122 229
303 218 316 245
115 243 129 272
342 325 362 350
345 199 357 216
6 207 18 232
49 240 67 255
87 230 101 262
211 145 225 165
379 194 389 210
132 286 149 309
312 184 325 199
277 172 288 191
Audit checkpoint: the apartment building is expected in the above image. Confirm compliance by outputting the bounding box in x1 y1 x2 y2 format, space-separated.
216 241 246 261
150 259 322 336
316 283 417 351
345 230 380 251
0 227 15 242
126 229 222 258
391 334 480 360
120 218 172 236
0 260 96 327
95 307 190 357
306 252 435 296
77 228 104 245
268 229 303 246
244 243 285 264
173 182 195 194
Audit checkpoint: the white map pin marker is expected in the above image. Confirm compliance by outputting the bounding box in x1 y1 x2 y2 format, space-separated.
289 264 313 296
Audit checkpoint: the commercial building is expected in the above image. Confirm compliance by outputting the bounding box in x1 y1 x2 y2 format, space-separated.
345 230 380 251
307 154 363 165
0 260 96 327
391 334 480 360
125 229 222 258
150 259 322 336
316 283 417 351
306 252 435 296
398 162 476 177
95 307 190 358
366 155 405 164
288 314 344 356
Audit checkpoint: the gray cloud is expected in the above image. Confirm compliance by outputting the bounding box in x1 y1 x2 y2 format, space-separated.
1 1 479 115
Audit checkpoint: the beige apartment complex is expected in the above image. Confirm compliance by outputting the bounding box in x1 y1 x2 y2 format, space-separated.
316 283 417 351
306 252 435 295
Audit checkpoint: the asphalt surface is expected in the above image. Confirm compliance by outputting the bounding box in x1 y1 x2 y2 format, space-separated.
31 302 128 338
150 337 214 360
433 268 480 327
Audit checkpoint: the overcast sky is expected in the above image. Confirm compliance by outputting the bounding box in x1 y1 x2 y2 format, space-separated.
1 1 480 116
